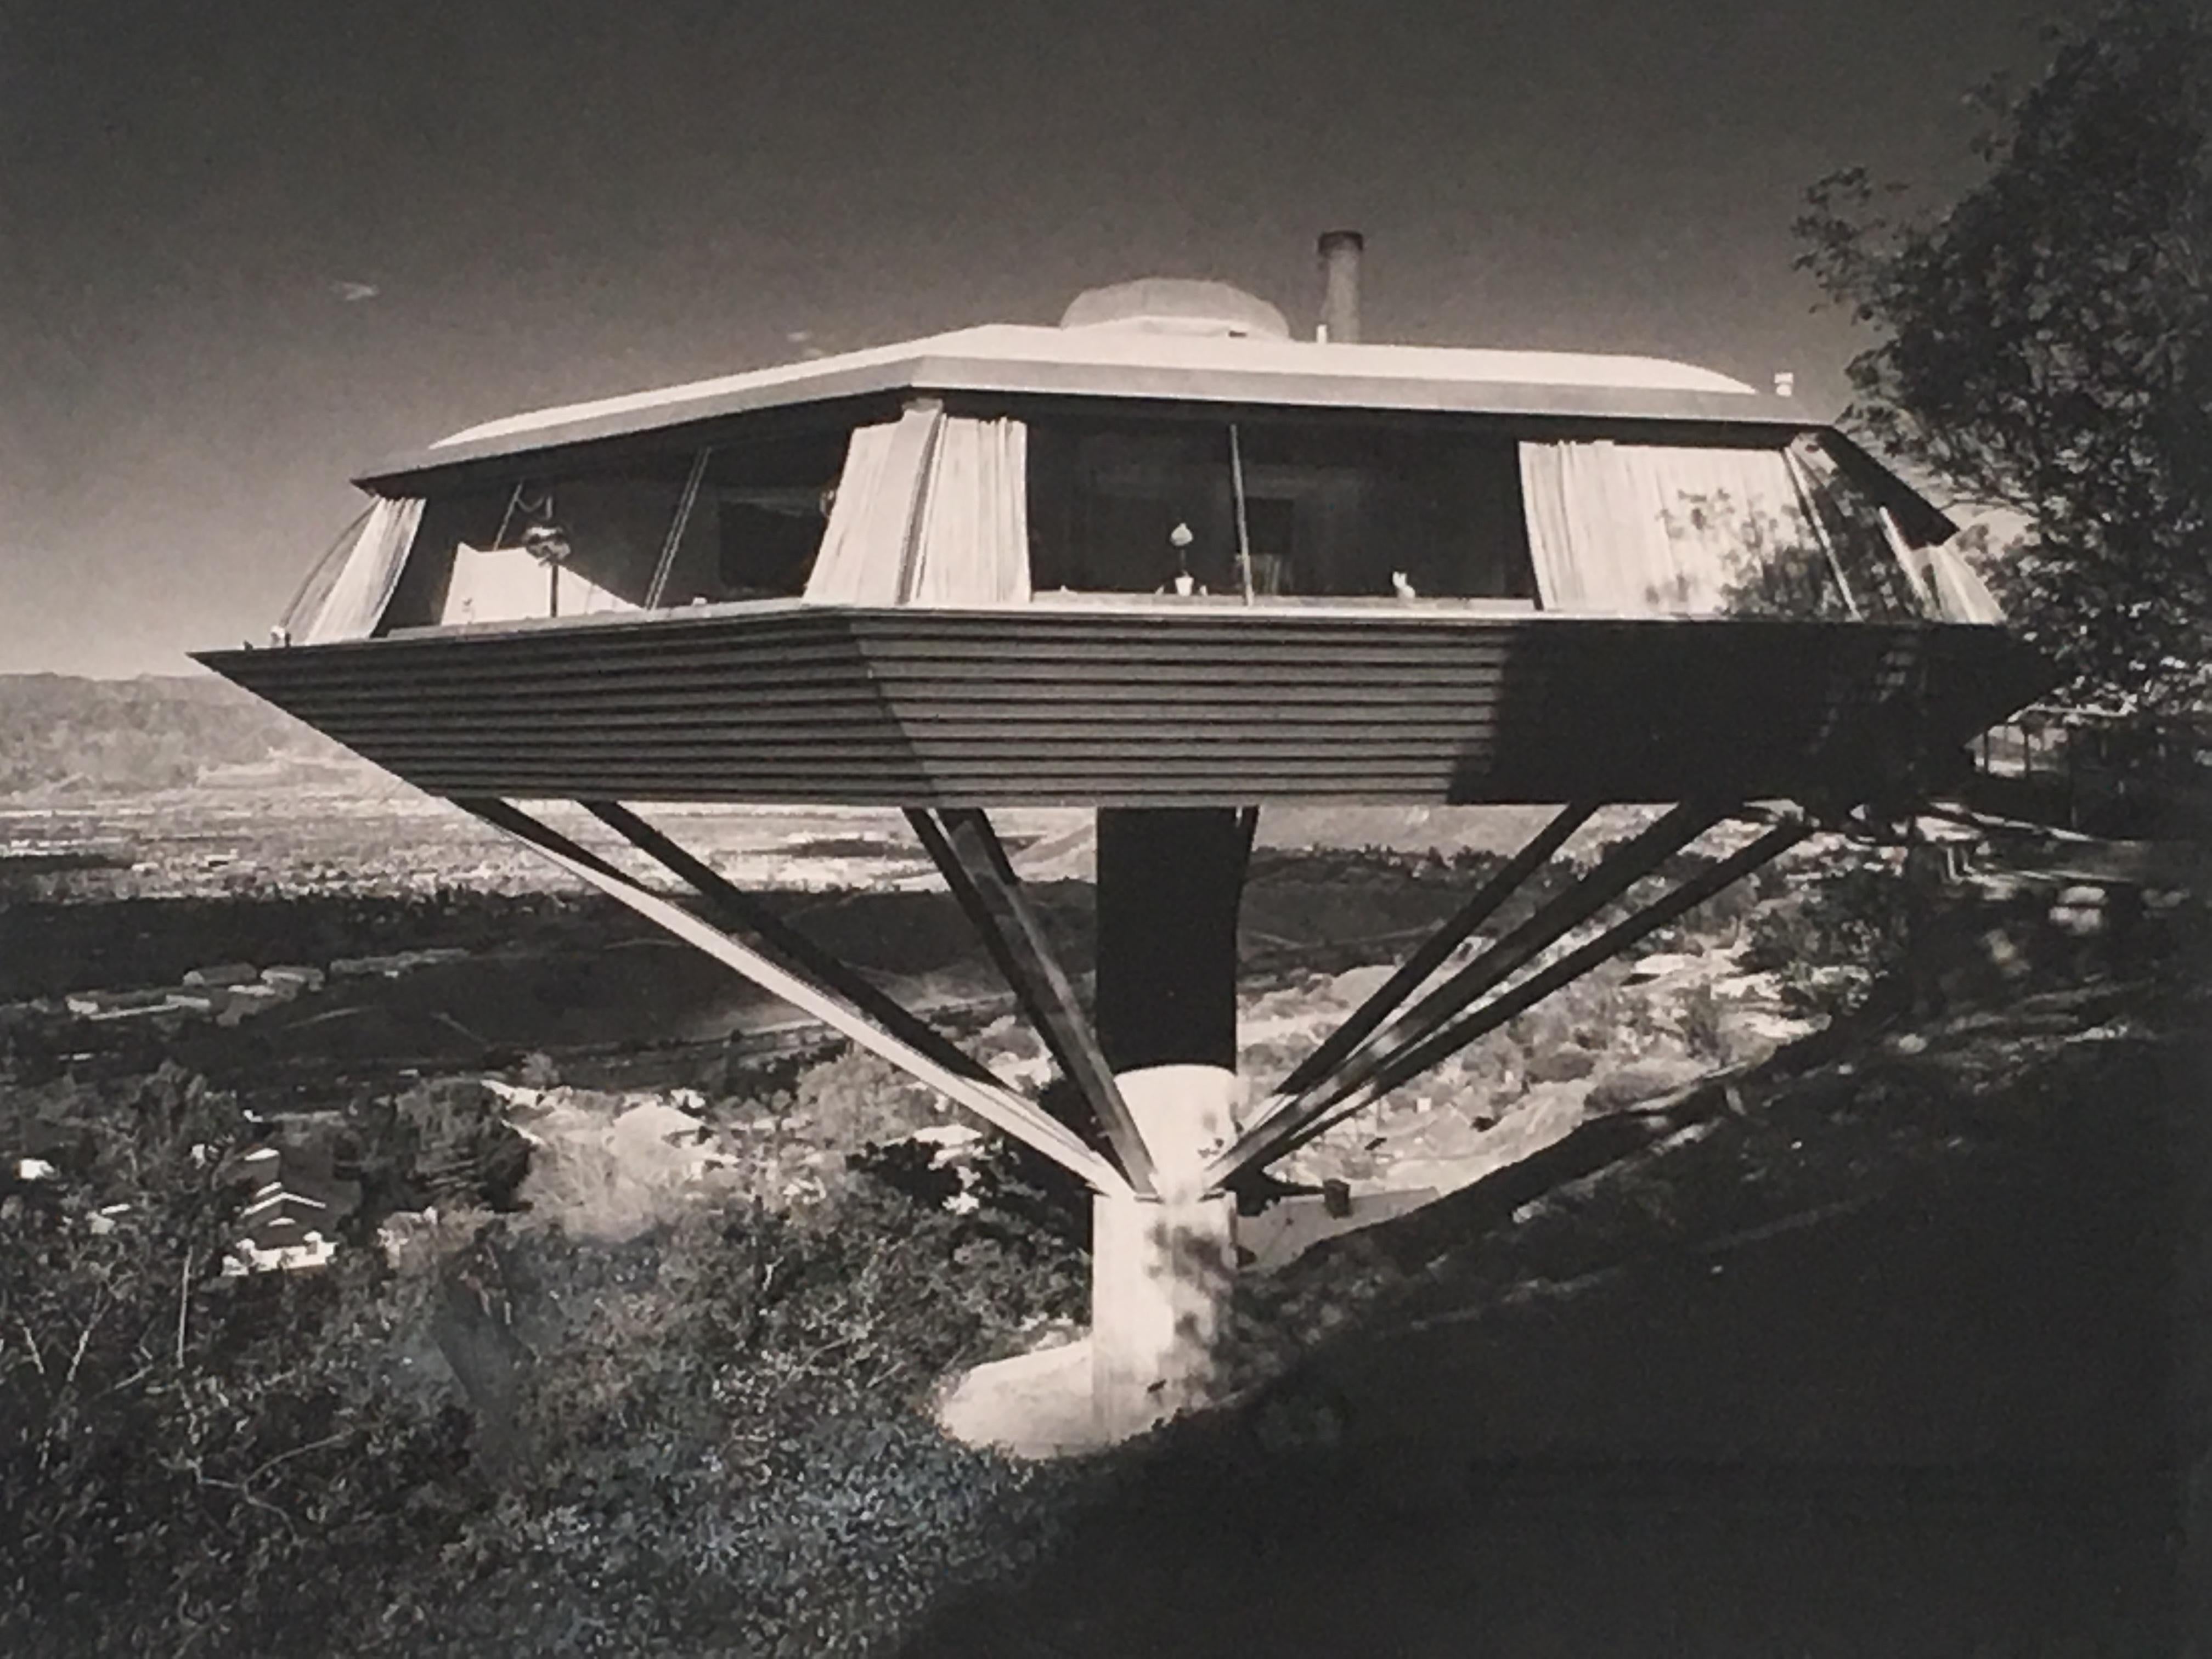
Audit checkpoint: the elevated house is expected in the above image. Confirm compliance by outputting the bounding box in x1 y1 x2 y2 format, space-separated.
234 251 2023 809
202 236 2052 1437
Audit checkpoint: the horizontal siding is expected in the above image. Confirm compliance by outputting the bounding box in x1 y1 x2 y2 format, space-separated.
198 607 2052 806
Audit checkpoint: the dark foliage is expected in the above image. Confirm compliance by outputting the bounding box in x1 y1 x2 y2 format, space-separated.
1 1064 466 1656
1742 856 1910 984
848 1128 1093 1266
1 1062 1094 1658
387 1182 1090 1658
1795 0 2212 716
0 887 598 1001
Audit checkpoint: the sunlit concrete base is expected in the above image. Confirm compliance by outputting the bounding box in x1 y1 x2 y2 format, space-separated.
934 1338 1105 1458
1091 1190 1239 1440
1091 1063 1241 1440
1114 1063 1240 1198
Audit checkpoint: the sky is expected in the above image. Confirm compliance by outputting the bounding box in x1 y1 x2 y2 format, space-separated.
3 0 2081 678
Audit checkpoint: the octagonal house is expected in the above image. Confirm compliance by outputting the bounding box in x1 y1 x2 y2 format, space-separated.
201 248 2051 1441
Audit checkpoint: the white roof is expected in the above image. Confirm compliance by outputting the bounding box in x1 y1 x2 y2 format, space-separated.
365 323 1788 485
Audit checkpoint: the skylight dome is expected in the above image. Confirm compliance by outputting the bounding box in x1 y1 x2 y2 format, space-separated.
1057 278 1292 338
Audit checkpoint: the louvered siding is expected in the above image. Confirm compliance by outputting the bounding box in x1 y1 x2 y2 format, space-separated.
196 607 2050 806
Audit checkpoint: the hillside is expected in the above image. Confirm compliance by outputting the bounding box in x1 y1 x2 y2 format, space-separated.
0 673 364 797
0 671 1599 857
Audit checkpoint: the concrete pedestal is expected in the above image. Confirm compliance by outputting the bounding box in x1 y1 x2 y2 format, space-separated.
1090 1062 1242 1438
1091 1188 1239 1440
1089 808 1250 1439
1114 1062 1240 1193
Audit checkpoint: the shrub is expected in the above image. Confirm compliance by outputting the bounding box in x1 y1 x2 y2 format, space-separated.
1677 982 1731 1062
1741 850 1914 1018
3 1063 1097 1658
847 1127 1092 1279
794 1048 943 1149
397 1177 1089 1656
343 1075 533 1220
0 1066 466 1657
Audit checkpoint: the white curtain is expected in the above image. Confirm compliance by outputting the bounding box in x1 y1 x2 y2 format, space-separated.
804 409 1031 605
298 496 426 642
1925 543 2006 623
804 408 944 603
907 416 1030 605
1877 507 1940 614
1875 503 2006 624
439 544 639 627
1517 441 1833 616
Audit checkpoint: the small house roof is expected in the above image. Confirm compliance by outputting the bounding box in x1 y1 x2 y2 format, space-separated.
358 322 1805 489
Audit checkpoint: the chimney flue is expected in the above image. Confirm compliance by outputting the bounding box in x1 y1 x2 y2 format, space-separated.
1317 230 1363 343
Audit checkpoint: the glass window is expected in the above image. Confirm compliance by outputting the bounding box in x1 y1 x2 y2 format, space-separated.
379 431 849 631
1025 416 1537 601
1788 439 1933 622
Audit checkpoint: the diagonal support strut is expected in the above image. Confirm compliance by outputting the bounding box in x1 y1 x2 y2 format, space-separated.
1216 799 1726 1180
1270 800 1598 1108
580 801 1001 1091
1221 814 1814 1180
908 808 1158 1195
455 798 1130 1195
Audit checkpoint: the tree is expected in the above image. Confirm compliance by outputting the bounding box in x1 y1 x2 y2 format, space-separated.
1796 0 2212 718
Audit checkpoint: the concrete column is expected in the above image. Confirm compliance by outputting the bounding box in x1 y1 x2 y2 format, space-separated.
1092 1184 1239 1440
1090 809 1250 1436
1094 808 1245 1077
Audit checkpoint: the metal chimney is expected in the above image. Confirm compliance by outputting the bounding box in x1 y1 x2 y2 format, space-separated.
1317 230 1364 343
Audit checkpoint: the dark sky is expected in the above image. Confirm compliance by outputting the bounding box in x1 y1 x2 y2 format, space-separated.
4 0 2072 676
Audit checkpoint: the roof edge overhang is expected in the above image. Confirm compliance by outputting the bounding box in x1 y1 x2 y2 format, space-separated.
1816 428 1961 545
351 326 1817 493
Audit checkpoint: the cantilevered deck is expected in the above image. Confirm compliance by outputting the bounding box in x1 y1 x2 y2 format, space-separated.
198 600 2047 808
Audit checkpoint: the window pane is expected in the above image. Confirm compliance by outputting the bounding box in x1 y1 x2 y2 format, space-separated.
1788 438 1929 621
381 430 848 630
701 435 847 601
1027 416 1536 600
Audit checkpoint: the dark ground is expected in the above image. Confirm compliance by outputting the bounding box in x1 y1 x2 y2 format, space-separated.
0 859 1502 1117
901 980 2202 1657
909 1464 2168 1656
4 847 2202 1654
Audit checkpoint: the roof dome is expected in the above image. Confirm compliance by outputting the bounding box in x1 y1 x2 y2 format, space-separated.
1058 277 1290 338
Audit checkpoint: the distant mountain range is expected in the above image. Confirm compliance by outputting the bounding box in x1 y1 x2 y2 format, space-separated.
0 674 1593 854
0 673 372 798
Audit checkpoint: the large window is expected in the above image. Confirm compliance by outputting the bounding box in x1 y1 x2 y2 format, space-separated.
1025 416 1538 601
378 431 848 631
359 409 1951 632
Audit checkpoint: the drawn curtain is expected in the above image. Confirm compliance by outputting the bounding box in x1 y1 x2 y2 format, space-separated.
1517 441 1844 617
1924 543 2006 623
804 408 943 603
907 415 1030 605
438 543 639 627
804 409 1030 605
1786 438 1945 620
298 495 426 642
